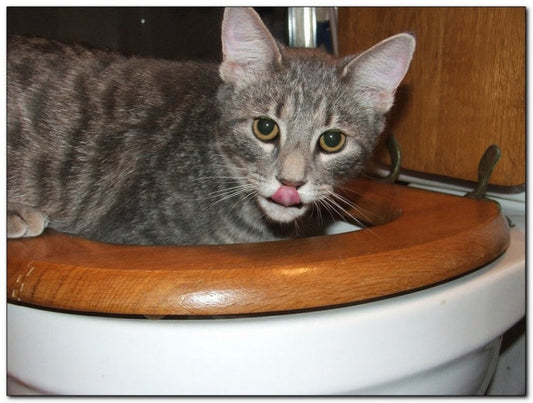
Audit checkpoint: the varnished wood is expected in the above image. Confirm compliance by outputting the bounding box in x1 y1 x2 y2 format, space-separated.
338 7 525 188
7 179 509 316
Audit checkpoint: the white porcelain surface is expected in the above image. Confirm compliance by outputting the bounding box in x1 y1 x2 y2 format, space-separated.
7 215 525 395
487 319 526 395
354 337 503 395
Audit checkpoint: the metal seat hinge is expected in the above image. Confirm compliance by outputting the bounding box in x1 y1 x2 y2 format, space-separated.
380 134 402 184
464 144 501 200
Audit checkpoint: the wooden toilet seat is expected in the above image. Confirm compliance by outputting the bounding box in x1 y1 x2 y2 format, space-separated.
7 179 510 316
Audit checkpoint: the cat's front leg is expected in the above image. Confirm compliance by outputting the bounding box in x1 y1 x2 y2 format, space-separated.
7 202 49 238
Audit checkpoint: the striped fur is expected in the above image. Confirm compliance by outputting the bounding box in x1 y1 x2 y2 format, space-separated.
7 8 415 245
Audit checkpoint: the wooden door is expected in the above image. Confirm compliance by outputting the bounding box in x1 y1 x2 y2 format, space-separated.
338 7 525 190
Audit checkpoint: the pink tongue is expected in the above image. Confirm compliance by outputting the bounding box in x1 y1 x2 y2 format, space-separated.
271 186 301 207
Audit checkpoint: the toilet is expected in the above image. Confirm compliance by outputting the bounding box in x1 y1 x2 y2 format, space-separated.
7 164 525 394
7 6 525 395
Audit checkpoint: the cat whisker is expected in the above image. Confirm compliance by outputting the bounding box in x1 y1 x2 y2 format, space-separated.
328 192 371 227
322 191 380 238
332 187 379 226
220 188 260 221
209 184 255 205
337 181 399 206
310 200 326 230
314 198 338 226
188 175 247 185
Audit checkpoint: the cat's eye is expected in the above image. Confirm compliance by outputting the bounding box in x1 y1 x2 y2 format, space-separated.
319 130 346 153
252 118 279 142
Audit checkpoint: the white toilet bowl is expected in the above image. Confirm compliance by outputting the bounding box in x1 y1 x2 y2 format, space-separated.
7 227 524 394
7 175 525 395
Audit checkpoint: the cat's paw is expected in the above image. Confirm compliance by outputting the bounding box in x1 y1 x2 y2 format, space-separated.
7 203 49 238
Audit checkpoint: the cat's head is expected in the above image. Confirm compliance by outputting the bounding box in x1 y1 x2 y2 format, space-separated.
216 7 415 224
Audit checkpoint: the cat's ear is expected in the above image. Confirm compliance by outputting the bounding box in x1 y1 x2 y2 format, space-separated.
342 33 415 112
220 7 282 86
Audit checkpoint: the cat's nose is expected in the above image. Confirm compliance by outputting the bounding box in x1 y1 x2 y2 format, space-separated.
277 178 306 189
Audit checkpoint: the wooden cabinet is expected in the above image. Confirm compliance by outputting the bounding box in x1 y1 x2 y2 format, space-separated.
338 7 525 189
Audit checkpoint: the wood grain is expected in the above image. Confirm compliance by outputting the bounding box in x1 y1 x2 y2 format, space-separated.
338 7 525 188
7 179 510 316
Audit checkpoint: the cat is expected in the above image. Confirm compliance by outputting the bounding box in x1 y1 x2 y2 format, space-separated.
7 7 415 246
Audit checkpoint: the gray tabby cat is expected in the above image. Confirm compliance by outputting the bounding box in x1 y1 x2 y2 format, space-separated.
7 7 415 245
